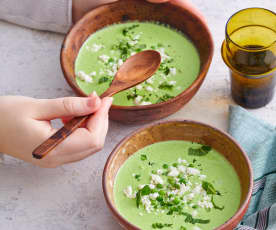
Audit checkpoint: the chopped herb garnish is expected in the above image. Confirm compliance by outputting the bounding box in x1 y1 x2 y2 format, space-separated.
179 178 187 185
156 184 163 189
157 94 173 103
127 94 137 100
164 66 170 75
141 154 147 161
134 174 141 181
108 57 114 63
122 24 139 36
163 164 169 169
152 223 173 229
180 227 187 230
136 190 141 208
211 196 225 210
182 212 210 225
98 76 109 84
148 161 155 166
202 181 220 195
188 145 212 156
141 185 151 196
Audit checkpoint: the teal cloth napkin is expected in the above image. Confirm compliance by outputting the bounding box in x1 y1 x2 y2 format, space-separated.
229 105 276 230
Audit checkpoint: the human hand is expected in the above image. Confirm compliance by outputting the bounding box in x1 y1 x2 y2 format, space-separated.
0 93 113 168
72 0 205 23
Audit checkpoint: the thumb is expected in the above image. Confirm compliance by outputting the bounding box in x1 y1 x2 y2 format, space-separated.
35 92 101 120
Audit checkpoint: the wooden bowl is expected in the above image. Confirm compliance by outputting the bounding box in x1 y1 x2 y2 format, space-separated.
103 120 253 230
60 0 214 124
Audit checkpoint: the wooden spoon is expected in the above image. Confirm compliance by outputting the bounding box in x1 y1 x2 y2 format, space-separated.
32 50 161 159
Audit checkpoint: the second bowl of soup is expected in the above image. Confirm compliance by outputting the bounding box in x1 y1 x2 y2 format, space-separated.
103 120 253 230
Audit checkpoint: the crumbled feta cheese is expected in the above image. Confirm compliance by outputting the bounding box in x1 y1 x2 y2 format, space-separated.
123 186 136 199
140 101 152 106
149 184 155 189
198 200 213 209
141 195 153 213
128 40 138 46
138 184 145 189
170 67 177 75
77 71 93 83
99 54 109 63
168 167 179 177
177 165 186 173
131 52 136 56
149 193 159 200
146 78 154 84
107 70 114 76
112 64 118 72
91 43 104 52
136 85 143 90
199 174 207 180
133 34 141 40
139 212 143 216
89 71 96 76
179 184 190 195
146 86 153 92
158 48 170 61
151 174 164 185
167 190 179 196
187 167 200 176
118 59 123 67
187 193 195 200
193 185 202 194
134 95 143 105
168 80 176 85
157 169 163 175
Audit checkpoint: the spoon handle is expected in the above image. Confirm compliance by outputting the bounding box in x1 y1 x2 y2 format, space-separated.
32 89 114 159
32 115 88 159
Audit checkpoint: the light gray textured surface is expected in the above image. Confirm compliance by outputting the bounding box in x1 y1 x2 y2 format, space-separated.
0 1 275 230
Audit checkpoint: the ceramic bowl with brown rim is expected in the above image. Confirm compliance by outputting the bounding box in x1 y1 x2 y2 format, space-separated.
60 0 214 124
103 120 253 230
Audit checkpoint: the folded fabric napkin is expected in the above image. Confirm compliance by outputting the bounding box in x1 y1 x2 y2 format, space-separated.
229 105 276 230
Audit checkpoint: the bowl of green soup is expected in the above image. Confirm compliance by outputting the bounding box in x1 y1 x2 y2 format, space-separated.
103 120 253 230
61 0 214 123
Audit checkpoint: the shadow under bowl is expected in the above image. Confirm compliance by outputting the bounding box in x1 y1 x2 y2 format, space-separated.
103 120 253 230
60 0 214 124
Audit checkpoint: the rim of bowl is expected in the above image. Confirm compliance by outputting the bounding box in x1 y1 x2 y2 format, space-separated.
102 119 253 230
60 0 214 111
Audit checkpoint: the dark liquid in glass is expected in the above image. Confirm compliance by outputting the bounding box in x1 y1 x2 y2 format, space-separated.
230 45 276 108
